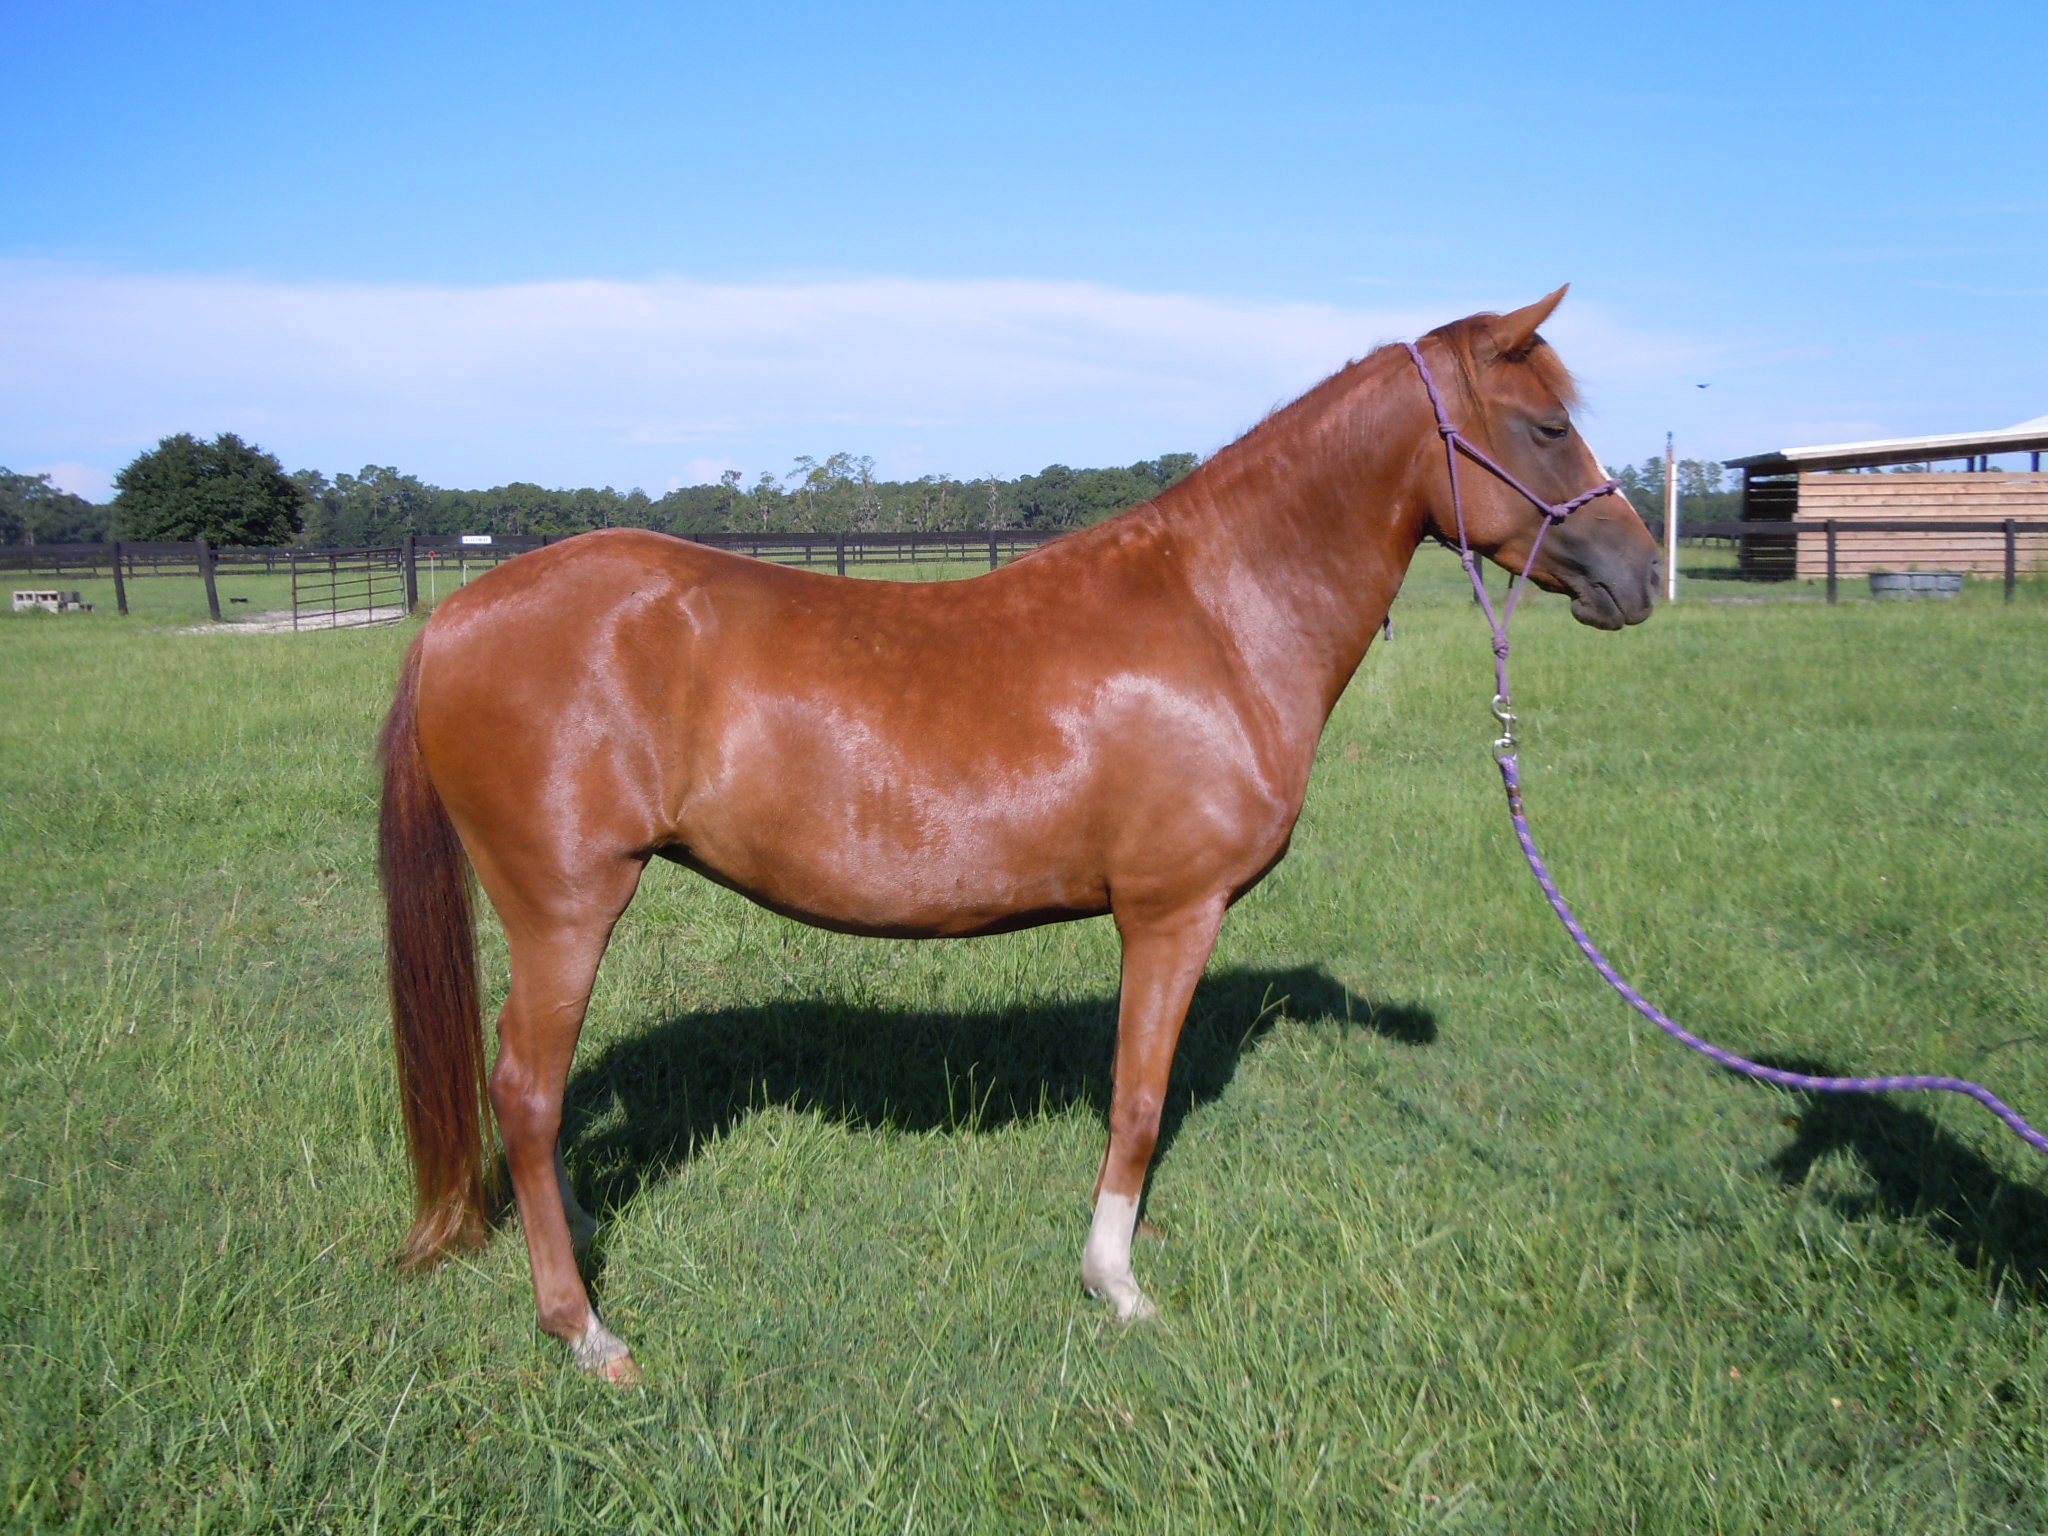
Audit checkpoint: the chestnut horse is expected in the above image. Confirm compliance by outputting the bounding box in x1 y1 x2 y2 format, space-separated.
379 288 1658 1382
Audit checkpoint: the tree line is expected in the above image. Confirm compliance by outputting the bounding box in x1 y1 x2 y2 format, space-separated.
0 433 1203 548
3 432 1761 550
0 470 111 546
1607 457 1742 525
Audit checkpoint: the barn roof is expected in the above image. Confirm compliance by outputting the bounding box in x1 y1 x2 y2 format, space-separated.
1728 416 2048 475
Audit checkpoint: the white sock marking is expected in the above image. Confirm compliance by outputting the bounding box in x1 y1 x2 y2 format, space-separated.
1081 1190 1156 1322
571 1309 632 1373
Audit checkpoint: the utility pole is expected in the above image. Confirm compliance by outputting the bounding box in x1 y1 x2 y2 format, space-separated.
1664 431 1679 604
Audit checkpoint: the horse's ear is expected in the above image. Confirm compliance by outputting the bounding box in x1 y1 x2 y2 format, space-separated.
1480 285 1569 361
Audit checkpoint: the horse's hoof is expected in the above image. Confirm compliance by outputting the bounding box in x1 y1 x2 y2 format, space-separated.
593 1351 644 1387
1086 1280 1159 1323
570 1312 640 1384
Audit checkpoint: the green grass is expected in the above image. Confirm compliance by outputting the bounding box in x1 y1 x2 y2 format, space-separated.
4 549 2047 1532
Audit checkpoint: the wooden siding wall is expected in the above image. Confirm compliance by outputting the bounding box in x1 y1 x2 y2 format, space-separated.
1793 472 2048 577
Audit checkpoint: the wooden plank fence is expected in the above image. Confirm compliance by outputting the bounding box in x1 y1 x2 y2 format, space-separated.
5 522 2042 621
1676 519 2048 603
409 528 1060 574
0 529 1066 619
1788 474 2048 578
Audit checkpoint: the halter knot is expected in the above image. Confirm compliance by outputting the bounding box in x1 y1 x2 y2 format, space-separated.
1548 480 1622 522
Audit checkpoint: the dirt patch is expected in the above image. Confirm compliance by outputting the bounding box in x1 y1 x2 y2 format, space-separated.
181 607 408 634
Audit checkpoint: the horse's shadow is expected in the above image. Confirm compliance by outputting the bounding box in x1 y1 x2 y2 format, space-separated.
558 964 1431 1233
1759 1056 2048 1300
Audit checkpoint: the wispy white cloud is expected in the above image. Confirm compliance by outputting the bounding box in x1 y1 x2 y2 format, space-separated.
27 461 116 502
0 262 1739 491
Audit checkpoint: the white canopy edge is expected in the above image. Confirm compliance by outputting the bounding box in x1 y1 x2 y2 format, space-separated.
1727 419 2048 471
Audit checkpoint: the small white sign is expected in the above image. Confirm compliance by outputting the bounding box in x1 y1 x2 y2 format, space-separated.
460 534 493 545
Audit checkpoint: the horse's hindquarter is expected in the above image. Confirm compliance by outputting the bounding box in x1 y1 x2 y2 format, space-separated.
419 529 1307 938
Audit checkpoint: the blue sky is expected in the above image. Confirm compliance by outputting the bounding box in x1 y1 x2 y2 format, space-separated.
4 0 2043 501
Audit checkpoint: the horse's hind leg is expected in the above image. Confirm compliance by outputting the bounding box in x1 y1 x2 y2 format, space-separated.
1085 895 1226 1321
482 857 645 1382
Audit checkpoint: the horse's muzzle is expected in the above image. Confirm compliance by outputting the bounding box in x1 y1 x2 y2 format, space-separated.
1556 536 1654 626
1553 523 1659 631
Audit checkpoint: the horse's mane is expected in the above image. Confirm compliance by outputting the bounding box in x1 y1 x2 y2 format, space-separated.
1194 311 1581 473
1013 310 1582 561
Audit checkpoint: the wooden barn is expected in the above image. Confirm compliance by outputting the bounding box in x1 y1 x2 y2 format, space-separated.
1726 419 2048 579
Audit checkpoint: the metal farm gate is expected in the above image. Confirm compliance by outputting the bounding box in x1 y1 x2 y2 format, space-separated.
288 546 408 630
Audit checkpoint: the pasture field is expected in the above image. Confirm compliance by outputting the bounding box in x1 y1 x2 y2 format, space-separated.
4 550 2047 1533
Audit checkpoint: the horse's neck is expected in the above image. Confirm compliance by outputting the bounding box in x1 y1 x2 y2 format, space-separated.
1166 359 1434 735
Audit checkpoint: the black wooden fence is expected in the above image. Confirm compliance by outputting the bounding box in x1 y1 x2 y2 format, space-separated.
410 528 1060 576
0 529 1064 621
3 522 2041 622
1653 518 2048 603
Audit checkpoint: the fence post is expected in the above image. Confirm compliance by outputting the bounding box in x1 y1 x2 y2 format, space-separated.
1824 521 1838 605
2006 519 2017 603
110 541 129 616
403 531 419 613
836 533 847 577
988 530 999 571
196 538 222 622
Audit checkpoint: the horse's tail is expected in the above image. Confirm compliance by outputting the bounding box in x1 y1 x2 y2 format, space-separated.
378 636 492 1272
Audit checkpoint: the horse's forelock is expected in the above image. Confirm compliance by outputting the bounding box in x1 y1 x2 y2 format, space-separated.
1421 315 1582 413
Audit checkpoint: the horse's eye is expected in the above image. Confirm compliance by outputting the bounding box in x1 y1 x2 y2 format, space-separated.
1534 420 1571 442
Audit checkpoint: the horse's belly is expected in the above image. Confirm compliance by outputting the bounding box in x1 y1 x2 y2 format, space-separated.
668 816 1109 939
658 641 1294 937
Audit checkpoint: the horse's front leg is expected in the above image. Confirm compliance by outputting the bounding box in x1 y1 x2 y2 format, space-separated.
1084 895 1226 1321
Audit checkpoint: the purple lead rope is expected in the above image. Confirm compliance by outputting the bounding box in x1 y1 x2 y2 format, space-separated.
1403 341 2048 1158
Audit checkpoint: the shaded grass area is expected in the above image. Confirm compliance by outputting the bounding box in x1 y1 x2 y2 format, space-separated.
4 547 2047 1531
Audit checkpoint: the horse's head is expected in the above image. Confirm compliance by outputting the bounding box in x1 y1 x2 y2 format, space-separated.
1417 288 1659 630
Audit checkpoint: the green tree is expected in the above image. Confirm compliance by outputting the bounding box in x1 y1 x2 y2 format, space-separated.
309 465 440 544
290 469 338 542
851 455 882 531
748 472 784 533
1014 464 1081 528
0 469 111 545
112 433 304 545
1606 457 1739 527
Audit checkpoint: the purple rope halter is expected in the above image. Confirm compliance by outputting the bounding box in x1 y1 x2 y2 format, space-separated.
1403 340 2048 1159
